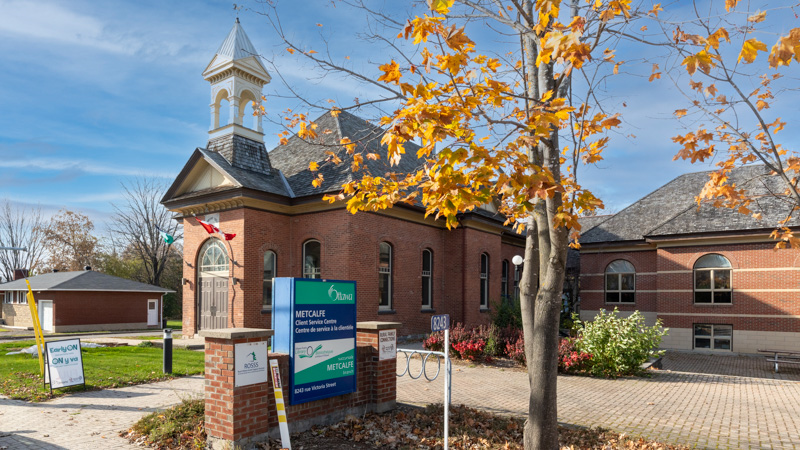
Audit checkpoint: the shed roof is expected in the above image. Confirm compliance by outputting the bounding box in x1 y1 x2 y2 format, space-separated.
0 270 172 293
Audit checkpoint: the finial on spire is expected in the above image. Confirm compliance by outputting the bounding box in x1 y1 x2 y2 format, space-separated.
236 17 240 24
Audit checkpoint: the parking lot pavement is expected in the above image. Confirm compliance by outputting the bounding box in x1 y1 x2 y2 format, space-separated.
0 376 204 450
396 351 800 449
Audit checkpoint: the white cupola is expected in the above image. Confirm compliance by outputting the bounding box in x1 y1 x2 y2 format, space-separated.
202 18 271 143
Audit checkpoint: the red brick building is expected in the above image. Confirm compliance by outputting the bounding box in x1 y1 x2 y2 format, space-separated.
1 269 170 332
579 165 800 353
162 21 524 337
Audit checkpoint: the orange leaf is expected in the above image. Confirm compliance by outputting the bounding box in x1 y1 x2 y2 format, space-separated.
739 39 767 64
377 60 402 84
747 11 766 23
674 109 688 118
286 48 295 54
308 161 319 171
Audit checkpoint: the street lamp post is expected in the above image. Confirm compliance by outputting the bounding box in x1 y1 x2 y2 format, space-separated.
512 255 523 300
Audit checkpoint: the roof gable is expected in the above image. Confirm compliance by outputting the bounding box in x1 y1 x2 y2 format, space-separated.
0 271 171 293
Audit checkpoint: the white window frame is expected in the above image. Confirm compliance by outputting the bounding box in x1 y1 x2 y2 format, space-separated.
422 249 433 309
302 240 322 279
693 323 732 351
480 253 489 309
605 260 636 304
263 250 276 310
378 242 392 311
694 254 732 304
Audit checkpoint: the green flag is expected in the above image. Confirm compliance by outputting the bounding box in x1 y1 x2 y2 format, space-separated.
156 226 174 245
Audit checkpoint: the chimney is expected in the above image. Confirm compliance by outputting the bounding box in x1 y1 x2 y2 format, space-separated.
13 269 28 280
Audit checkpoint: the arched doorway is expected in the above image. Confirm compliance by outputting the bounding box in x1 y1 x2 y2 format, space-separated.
198 238 229 330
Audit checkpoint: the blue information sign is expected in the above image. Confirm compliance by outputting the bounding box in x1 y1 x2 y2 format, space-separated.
431 314 450 332
272 278 357 404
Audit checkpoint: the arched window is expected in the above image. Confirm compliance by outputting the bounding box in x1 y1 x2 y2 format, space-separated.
422 249 433 309
480 253 489 309
605 260 635 303
501 260 509 301
694 254 732 304
263 251 276 310
199 239 229 274
303 240 321 279
379 242 392 310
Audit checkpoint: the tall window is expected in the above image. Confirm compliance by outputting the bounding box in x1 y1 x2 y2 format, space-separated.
480 253 489 309
694 324 732 350
263 251 276 310
694 254 732 304
303 240 321 279
379 242 392 310
605 260 635 303
501 260 509 300
422 249 433 309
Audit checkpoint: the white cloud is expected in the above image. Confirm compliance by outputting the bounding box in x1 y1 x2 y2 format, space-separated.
0 157 175 179
0 0 138 54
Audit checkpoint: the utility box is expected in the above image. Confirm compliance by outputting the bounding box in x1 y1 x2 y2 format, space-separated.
271 277 357 404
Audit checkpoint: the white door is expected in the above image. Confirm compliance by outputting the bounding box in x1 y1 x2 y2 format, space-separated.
38 300 53 332
147 299 159 326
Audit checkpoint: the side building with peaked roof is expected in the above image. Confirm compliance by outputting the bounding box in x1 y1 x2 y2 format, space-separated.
579 164 800 353
162 20 524 337
1 269 171 332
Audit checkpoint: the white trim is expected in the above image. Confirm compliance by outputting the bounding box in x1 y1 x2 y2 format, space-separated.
735 289 800 293
734 267 800 272
658 312 800 318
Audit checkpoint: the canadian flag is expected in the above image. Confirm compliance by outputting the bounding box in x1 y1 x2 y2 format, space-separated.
196 218 236 241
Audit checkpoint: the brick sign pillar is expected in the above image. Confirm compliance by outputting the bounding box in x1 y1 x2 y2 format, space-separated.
356 321 401 413
199 328 274 450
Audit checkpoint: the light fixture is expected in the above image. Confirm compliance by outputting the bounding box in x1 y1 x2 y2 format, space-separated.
232 277 240 285
182 278 188 286
512 255 524 266
184 261 193 268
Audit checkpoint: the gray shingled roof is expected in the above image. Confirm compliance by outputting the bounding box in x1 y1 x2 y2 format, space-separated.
199 149 290 197
0 270 172 292
269 110 426 197
582 164 793 244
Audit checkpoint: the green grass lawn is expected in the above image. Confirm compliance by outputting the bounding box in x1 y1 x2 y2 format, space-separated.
0 340 204 402
166 320 182 330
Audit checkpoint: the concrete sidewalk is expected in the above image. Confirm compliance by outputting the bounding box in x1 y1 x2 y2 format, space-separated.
0 376 203 450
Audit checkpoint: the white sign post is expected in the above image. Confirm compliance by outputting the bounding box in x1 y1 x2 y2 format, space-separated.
378 329 396 361
234 341 268 387
431 314 450 450
45 338 85 391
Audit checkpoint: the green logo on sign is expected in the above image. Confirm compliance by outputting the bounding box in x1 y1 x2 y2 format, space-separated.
299 344 323 359
248 352 257 362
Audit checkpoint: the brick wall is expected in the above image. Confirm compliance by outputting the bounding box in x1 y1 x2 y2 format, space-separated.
183 207 524 336
579 241 800 345
53 291 160 327
202 327 397 448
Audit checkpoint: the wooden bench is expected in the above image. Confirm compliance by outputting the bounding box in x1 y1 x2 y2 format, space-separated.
758 349 800 373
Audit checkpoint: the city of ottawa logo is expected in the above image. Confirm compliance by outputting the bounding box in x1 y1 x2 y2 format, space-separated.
299 344 323 359
328 285 353 302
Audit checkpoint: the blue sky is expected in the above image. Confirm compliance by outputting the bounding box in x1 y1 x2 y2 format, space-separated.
0 0 795 231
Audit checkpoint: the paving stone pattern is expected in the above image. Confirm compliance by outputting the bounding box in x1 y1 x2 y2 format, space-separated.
3 351 800 449
0 376 203 450
397 351 800 449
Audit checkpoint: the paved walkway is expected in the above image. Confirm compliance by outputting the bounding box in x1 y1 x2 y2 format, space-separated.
3 350 800 449
397 351 800 449
0 376 204 449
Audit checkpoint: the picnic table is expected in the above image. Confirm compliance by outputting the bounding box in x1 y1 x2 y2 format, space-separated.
758 349 800 373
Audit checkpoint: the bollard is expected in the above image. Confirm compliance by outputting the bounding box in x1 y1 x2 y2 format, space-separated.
163 328 173 374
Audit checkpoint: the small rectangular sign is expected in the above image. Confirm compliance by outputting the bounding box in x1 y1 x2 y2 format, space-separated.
234 341 268 387
431 314 450 332
45 338 85 389
378 329 396 361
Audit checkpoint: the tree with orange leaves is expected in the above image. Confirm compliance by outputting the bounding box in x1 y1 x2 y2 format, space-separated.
643 1 800 248
256 0 652 447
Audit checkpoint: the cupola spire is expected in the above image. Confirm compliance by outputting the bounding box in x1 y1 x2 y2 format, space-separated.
202 19 271 143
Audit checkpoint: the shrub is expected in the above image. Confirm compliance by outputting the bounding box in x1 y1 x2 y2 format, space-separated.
573 308 668 377
490 297 522 330
557 337 592 374
452 338 486 361
505 329 526 365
